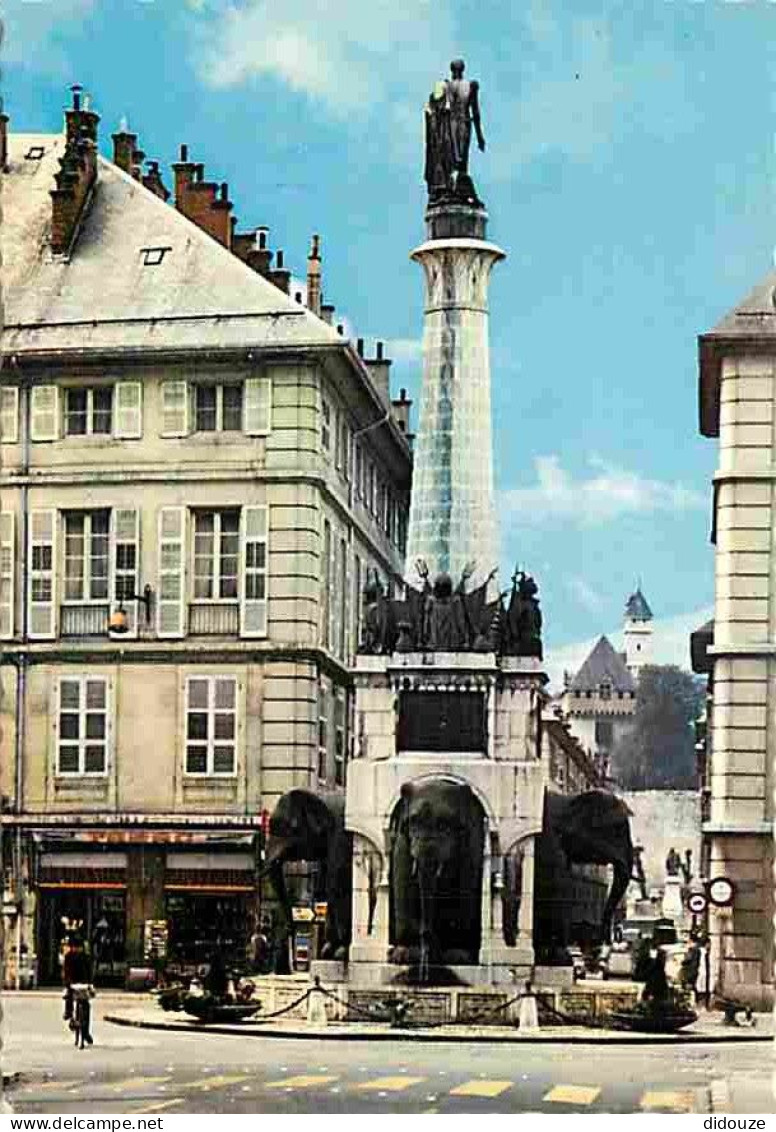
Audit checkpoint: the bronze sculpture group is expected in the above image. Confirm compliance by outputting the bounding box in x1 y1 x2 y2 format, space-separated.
360 561 543 658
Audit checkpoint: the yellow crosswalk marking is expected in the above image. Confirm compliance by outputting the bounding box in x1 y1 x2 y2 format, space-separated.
188 1074 251 1092
641 1090 696 1113
355 1076 426 1092
130 1099 184 1115
450 1079 513 1098
544 1085 601 1105
265 1075 339 1089
109 1076 171 1093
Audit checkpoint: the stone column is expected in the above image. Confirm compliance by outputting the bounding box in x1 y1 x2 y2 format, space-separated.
407 211 505 589
517 837 535 945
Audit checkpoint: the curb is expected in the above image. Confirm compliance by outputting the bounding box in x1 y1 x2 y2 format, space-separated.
104 1014 772 1046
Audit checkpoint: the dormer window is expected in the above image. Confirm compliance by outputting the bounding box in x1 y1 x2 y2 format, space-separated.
599 680 612 700
141 246 171 266
25 146 45 161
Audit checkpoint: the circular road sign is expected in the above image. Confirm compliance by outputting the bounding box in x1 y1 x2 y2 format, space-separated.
687 892 708 915
707 876 735 908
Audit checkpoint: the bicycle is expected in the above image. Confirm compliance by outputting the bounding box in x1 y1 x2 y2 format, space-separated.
70 983 94 1049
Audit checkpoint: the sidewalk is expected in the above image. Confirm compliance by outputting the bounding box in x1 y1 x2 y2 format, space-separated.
103 1000 774 1045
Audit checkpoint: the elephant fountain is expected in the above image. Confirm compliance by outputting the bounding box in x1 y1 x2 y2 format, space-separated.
388 779 485 979
264 789 353 968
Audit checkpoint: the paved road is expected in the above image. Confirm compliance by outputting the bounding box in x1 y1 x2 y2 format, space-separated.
4 994 772 1114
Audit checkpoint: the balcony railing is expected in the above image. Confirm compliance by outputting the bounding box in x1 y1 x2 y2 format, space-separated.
60 603 110 638
188 602 239 636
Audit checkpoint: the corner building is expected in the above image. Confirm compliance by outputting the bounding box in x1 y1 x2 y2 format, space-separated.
0 100 411 983
697 272 776 1009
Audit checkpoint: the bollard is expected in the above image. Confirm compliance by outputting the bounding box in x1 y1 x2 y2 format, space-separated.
307 977 328 1027
518 980 539 1033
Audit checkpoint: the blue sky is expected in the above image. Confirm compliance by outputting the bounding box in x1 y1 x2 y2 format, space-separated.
5 0 774 676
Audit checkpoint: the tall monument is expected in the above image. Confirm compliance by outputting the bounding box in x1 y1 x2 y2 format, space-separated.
406 59 503 588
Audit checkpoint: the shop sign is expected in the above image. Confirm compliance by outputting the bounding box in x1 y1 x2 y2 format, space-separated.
292 907 315 923
143 919 169 961
41 830 256 847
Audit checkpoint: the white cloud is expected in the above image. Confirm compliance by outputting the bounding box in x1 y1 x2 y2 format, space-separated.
564 574 605 614
191 0 455 119
501 454 706 527
1 0 95 68
543 605 714 693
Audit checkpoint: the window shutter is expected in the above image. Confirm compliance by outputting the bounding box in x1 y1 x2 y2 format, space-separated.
30 385 59 442
240 505 268 638
0 512 15 639
161 381 189 437
244 378 272 435
157 507 186 638
110 508 140 638
0 387 19 444
114 382 142 439
28 509 57 639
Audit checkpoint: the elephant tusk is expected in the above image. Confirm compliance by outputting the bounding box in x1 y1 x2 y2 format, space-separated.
411 857 418 878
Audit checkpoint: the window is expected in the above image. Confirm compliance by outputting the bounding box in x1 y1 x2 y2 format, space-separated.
141 246 171 266
599 680 612 700
334 689 346 786
321 398 331 452
57 677 108 776
1 387 18 444
65 388 113 436
595 720 614 747
64 511 109 602
193 510 239 600
317 680 329 782
194 384 243 432
321 519 331 650
353 443 362 498
185 676 237 776
336 415 350 479
339 537 348 661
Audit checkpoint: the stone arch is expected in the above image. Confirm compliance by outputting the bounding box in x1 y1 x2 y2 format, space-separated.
382 771 498 836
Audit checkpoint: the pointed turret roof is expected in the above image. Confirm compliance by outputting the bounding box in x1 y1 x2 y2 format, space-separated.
625 587 652 621
570 635 635 694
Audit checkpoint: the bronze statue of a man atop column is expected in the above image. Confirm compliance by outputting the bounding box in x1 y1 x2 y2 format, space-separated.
424 59 486 206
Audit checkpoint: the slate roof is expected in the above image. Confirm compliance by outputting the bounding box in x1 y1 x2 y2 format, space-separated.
569 635 635 694
698 266 776 437
624 587 652 621
2 133 343 359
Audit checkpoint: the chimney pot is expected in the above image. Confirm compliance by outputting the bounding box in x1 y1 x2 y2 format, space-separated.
180 143 188 161
295 291 303 304
400 387 407 399
220 181 228 201
357 338 364 357
337 324 344 336
71 84 83 111
376 341 384 360
196 164 204 181
258 227 268 250
276 249 284 269
310 233 321 259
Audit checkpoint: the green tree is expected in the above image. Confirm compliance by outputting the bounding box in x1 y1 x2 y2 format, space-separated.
612 665 705 790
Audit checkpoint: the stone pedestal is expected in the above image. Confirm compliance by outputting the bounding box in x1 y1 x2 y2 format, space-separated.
662 875 684 921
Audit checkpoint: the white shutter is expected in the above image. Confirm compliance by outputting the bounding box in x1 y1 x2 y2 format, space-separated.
0 387 19 444
110 508 140 638
28 509 57 639
30 385 59 442
161 381 189 437
157 507 186 638
114 382 142 439
244 378 272 435
240 505 268 638
0 512 15 639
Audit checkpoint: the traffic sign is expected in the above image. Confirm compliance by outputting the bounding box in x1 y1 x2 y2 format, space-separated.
687 892 708 915
707 876 735 908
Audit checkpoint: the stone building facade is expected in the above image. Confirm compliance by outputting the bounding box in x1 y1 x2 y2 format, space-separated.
560 633 637 783
697 273 776 1008
0 98 412 984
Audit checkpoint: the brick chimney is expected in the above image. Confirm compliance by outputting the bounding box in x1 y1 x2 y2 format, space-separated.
142 160 170 201
171 143 197 208
365 340 392 405
232 226 273 277
112 119 137 173
391 385 413 435
0 110 8 173
267 248 291 295
171 144 233 249
51 85 100 257
306 233 322 317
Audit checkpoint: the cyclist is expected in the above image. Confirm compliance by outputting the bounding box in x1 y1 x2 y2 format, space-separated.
63 935 94 1047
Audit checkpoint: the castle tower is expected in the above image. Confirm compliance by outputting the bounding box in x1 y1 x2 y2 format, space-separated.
623 586 653 678
405 198 503 587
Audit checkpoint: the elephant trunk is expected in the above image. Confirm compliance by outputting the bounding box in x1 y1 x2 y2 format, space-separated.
416 855 442 983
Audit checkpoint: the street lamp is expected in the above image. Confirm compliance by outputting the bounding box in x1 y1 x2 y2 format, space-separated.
108 585 153 635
